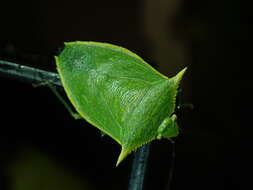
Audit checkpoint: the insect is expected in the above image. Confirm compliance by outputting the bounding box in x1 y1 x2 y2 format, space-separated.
55 41 186 166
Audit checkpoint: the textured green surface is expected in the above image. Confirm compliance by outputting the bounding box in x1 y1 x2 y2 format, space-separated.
55 41 186 166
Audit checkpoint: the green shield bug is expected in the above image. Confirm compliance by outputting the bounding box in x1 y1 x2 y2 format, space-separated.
55 41 186 166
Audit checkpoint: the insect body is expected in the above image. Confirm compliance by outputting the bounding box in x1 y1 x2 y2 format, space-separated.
55 41 186 166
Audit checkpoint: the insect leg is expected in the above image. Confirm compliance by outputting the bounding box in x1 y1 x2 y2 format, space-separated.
47 83 82 120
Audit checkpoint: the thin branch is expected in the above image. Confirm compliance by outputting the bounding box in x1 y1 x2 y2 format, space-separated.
128 143 150 190
0 60 61 87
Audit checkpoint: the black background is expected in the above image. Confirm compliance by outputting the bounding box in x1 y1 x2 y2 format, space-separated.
0 0 251 190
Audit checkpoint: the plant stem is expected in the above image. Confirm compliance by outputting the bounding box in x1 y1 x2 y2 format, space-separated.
0 60 61 87
128 143 150 190
0 59 151 190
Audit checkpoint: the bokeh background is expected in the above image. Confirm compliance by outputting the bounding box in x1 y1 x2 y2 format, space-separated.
0 0 251 189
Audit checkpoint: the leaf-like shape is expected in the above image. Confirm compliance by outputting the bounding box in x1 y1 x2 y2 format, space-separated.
55 41 186 166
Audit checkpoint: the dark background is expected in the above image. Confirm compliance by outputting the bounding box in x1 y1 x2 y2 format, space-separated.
0 0 251 190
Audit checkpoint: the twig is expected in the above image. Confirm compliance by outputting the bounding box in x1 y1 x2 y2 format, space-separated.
0 60 61 87
0 59 151 190
128 143 150 190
